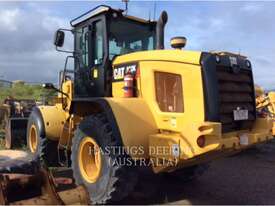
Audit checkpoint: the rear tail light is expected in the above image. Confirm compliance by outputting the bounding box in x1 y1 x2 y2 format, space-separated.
197 136 206 148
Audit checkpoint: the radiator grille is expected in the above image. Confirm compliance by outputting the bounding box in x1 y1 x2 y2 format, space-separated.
217 66 256 133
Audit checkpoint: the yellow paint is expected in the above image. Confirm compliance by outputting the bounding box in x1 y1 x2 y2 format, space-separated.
28 124 38 153
108 50 272 172
113 49 201 66
139 61 205 131
112 82 125 98
37 79 73 142
255 86 275 135
38 48 272 173
268 92 275 135
255 85 265 97
149 118 273 173
105 98 158 158
78 136 102 183
268 92 275 115
112 50 205 132
58 79 73 116
38 105 67 141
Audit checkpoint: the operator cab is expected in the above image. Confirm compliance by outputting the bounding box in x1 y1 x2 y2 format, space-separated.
55 5 164 98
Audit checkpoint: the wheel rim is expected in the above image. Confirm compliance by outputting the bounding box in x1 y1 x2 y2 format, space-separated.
78 137 102 183
29 125 38 153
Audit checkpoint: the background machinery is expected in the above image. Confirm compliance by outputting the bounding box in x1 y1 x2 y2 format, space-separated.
0 98 36 149
25 5 272 204
255 85 275 135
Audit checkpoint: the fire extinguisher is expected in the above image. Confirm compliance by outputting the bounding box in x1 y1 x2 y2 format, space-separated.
123 72 134 97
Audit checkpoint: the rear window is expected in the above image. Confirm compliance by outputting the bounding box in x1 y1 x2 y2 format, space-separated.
155 72 184 113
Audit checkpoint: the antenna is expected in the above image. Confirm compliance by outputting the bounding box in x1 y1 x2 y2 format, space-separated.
153 2 157 20
122 0 129 14
238 48 241 55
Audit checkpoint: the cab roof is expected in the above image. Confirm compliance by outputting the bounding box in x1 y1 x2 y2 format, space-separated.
70 5 154 27
113 50 202 66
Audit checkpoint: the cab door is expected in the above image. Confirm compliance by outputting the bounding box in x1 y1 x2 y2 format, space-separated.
89 17 109 97
74 15 108 98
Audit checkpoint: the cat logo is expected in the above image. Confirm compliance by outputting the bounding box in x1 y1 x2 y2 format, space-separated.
113 62 138 81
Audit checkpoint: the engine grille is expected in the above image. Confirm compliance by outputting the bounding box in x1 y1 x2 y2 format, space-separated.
217 66 256 133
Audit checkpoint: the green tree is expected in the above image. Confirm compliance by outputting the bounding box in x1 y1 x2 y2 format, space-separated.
0 83 56 104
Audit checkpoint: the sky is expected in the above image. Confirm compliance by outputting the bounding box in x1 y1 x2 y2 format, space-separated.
0 1 274 89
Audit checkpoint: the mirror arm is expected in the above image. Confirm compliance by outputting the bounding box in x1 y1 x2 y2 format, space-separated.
52 87 70 98
55 46 74 54
43 84 70 98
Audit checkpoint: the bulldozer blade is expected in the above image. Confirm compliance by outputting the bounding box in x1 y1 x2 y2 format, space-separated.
0 169 90 205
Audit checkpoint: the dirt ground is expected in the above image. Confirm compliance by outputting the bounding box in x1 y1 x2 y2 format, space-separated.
1 141 275 205
121 140 275 205
0 150 31 163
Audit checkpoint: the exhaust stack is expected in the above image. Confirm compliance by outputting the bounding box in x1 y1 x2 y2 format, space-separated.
156 11 168 50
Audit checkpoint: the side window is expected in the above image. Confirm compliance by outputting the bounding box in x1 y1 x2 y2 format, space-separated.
130 40 142 51
80 27 89 67
93 21 104 65
155 72 184 113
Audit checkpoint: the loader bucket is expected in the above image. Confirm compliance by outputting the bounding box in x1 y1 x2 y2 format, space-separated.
0 169 90 205
5 118 28 149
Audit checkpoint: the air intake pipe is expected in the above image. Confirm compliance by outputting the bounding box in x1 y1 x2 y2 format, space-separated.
156 11 168 50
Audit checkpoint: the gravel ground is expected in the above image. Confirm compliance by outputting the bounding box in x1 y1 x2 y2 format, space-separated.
121 140 275 205
1 141 275 205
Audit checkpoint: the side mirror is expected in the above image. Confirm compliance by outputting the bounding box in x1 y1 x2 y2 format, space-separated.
42 83 56 90
54 30 65 47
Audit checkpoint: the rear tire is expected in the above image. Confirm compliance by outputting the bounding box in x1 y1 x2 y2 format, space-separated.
71 113 138 204
27 110 59 167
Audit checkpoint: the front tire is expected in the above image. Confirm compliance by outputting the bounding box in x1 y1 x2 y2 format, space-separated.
71 114 137 204
26 109 59 167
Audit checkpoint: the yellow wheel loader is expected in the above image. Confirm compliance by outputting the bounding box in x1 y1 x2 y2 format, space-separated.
26 5 273 204
255 85 275 135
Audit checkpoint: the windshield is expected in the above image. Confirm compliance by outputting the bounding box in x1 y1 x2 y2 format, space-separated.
109 18 156 60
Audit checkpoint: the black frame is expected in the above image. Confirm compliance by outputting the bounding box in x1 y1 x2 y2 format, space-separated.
200 52 256 124
72 9 156 99
73 14 109 98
